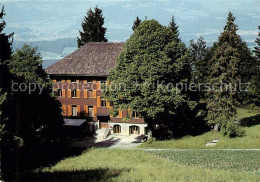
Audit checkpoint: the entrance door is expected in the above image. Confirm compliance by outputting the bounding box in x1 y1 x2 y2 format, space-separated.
113 125 121 134
129 126 140 135
98 116 109 129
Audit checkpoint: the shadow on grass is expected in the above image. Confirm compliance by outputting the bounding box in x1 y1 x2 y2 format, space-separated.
239 114 260 127
18 137 121 171
6 168 128 182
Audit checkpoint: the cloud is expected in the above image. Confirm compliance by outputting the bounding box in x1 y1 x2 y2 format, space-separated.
164 8 208 20
122 2 153 10
237 30 258 36
215 16 225 20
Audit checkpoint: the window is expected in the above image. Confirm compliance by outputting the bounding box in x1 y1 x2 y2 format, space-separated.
114 110 119 118
129 126 140 135
100 80 106 89
88 90 93 98
110 102 114 107
57 89 62 97
88 106 94 117
132 111 140 119
113 125 121 133
72 89 77 98
101 99 107 107
72 105 77 116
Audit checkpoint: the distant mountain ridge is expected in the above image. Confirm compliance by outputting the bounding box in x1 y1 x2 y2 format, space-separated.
13 38 77 54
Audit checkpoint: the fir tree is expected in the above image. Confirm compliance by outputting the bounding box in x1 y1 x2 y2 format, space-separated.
206 12 245 137
250 26 260 105
0 5 6 32
132 16 142 31
77 6 107 48
105 20 196 138
169 16 180 42
189 37 210 84
0 4 15 177
253 26 260 58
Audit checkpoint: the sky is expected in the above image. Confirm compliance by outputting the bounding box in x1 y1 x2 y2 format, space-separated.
1 0 259 45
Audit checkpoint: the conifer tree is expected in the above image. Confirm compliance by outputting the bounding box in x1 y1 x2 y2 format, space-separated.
169 16 180 42
189 37 210 84
105 20 196 137
132 16 142 31
253 26 260 58
0 4 14 178
250 26 260 105
206 12 245 137
77 6 107 48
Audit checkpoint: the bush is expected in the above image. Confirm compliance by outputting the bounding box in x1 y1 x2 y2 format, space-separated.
146 138 156 143
222 122 245 138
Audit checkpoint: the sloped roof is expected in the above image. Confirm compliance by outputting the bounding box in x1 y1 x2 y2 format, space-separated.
45 42 124 76
63 119 86 126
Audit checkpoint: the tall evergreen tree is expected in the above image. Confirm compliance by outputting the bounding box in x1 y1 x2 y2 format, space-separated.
169 16 180 42
132 16 142 31
105 20 196 138
189 37 210 84
250 26 260 105
77 6 107 48
206 12 245 137
253 26 260 58
2 45 63 174
0 4 14 178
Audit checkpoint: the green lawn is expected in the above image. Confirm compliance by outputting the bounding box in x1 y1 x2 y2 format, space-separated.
25 149 259 182
148 150 260 171
9 108 260 181
140 108 260 149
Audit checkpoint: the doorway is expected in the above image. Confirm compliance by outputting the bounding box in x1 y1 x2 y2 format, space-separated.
113 125 121 134
129 126 140 135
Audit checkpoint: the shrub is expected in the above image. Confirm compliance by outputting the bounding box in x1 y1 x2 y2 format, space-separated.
222 122 245 138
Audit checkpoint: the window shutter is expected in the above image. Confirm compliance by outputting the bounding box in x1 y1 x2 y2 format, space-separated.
84 105 88 117
94 105 97 116
52 79 56 83
62 79 65 83
68 89 71 98
93 90 97 98
67 79 71 83
97 81 101 90
97 96 101 107
77 105 80 115
62 104 66 116
84 90 88 98
119 110 123 118
77 89 80 98
107 101 110 108
68 105 72 116
127 108 131 117
62 89 65 98
76 80 80 83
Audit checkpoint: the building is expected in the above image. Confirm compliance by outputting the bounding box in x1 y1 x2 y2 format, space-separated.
46 42 147 135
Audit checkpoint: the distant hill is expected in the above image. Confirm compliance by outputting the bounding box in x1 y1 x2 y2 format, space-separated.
13 38 77 54
43 59 60 69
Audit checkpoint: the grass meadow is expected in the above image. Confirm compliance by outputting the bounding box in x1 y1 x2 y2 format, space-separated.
140 108 260 149
25 148 259 182
9 108 260 181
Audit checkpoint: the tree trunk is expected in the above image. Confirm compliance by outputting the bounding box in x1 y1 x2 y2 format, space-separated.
213 123 219 131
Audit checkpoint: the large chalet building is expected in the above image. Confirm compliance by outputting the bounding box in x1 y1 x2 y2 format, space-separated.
46 42 147 135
